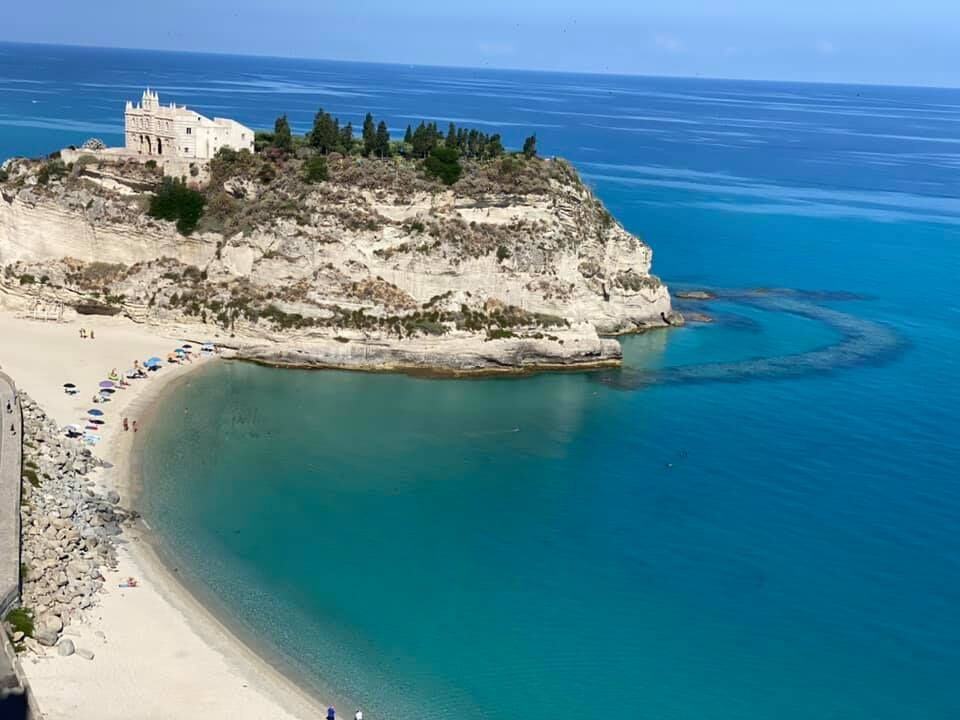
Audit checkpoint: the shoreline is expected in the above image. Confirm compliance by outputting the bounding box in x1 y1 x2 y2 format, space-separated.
118 362 348 716
0 312 328 720
114 362 333 717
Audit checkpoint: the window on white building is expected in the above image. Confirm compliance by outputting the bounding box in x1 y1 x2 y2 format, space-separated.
186 128 192 135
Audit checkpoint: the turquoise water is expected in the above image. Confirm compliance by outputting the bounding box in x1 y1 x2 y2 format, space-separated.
3 43 960 719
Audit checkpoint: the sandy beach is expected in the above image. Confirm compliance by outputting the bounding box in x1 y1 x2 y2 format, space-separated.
0 311 324 720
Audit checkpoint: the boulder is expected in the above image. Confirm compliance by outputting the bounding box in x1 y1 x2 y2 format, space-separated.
75 648 95 660
57 638 75 656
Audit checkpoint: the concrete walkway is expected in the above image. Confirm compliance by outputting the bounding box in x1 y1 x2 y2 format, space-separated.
0 370 21 616
0 370 28 717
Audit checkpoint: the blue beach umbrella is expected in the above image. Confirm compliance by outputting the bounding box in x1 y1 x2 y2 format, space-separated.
88 409 104 417
99 380 115 388
145 357 162 367
174 348 186 355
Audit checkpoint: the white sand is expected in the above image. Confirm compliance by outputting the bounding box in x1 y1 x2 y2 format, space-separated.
0 312 325 720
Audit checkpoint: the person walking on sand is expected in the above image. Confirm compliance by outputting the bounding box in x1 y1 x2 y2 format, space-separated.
132 420 138 433
123 417 129 432
79 328 86 339
90 329 95 340
5 400 11 414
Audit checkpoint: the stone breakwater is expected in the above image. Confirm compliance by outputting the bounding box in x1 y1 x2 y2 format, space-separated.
7 393 135 659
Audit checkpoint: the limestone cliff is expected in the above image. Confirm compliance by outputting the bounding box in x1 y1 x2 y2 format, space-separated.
0 151 677 373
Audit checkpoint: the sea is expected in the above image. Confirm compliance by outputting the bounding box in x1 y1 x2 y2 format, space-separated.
2 42 959 719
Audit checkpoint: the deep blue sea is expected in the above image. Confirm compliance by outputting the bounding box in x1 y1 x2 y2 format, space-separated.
2 42 959 719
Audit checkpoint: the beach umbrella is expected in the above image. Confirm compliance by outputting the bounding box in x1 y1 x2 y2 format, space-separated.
99 380 115 388
182 343 193 349
99 388 116 395
88 408 104 417
89 418 105 425
145 358 162 367
175 348 186 355
64 423 82 432
63 382 76 389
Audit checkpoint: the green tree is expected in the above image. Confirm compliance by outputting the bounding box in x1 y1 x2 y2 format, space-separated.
273 115 293 152
303 155 329 183
423 146 462 185
404 125 413 144
148 178 205 235
339 122 354 153
486 133 504 158
522 134 537 159
362 113 376 156
375 121 391 157
446 122 458 148
309 108 340 154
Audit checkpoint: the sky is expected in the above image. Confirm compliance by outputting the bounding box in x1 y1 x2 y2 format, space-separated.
3 0 960 87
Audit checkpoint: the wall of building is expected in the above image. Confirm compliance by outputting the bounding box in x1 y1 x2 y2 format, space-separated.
123 91 254 161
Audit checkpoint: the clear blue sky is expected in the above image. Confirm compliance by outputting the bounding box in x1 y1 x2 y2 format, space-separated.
4 0 959 86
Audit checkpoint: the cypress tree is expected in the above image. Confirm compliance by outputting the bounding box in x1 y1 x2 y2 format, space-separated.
522 134 537 158
273 115 293 152
362 113 377 156
404 125 413 144
375 121 391 158
446 122 458 148
340 122 354 153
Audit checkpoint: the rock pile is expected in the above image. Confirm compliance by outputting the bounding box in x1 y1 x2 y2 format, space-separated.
10 392 136 655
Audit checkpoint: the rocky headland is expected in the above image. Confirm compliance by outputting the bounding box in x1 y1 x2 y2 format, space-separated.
0 144 678 374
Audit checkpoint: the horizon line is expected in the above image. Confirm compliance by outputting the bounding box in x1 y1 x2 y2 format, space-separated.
2 38 959 93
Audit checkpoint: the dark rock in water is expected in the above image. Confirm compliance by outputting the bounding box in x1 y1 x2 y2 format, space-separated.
675 290 716 300
685 312 714 323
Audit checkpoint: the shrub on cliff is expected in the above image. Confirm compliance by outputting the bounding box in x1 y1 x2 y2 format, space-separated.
36 160 67 185
149 178 205 235
424 146 462 186
303 155 329 183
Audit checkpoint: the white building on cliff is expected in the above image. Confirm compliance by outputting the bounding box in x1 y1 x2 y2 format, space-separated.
124 89 254 161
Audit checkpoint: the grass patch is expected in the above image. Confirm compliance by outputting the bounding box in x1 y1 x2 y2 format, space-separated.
5 607 34 638
22 468 40 488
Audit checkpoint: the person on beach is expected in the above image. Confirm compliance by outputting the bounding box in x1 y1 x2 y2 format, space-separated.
327 707 336 720
132 420 138 433
9 423 15 436
79 328 86 339
90 329 95 340
355 710 363 720
5 400 10 414
123 417 129 432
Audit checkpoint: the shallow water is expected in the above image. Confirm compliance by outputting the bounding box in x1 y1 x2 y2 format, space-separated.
3 42 960 719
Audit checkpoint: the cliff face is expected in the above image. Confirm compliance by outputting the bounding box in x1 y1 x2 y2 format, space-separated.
0 153 676 372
